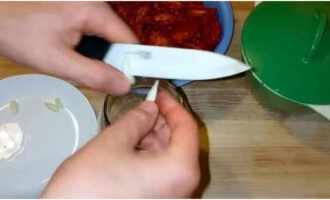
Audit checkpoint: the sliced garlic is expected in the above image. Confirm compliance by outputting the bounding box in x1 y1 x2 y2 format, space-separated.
123 57 136 85
44 97 64 112
55 97 63 109
44 102 60 112
0 122 23 160
145 80 159 102
9 100 18 115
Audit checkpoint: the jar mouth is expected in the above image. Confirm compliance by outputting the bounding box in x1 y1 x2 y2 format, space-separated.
103 78 188 126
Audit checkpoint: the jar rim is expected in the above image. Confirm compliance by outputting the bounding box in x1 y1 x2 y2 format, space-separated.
103 78 188 126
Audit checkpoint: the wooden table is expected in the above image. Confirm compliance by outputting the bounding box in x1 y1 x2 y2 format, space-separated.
1 2 330 198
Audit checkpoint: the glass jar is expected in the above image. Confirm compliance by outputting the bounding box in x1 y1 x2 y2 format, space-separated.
103 78 189 126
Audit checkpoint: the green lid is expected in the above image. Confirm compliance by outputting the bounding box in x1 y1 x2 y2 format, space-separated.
241 2 330 105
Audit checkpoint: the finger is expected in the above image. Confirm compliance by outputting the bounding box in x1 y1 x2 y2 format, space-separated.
83 2 139 43
138 132 163 153
138 115 170 152
153 115 171 147
156 91 199 159
39 47 130 95
105 101 159 150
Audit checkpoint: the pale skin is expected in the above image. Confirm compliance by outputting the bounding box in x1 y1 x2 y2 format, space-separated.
0 2 200 198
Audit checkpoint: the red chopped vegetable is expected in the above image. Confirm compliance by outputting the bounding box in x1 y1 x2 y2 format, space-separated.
109 1 222 51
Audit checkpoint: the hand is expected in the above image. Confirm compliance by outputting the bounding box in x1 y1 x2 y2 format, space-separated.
40 92 200 198
0 2 138 95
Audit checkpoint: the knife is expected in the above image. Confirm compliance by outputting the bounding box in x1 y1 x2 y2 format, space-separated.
103 43 250 80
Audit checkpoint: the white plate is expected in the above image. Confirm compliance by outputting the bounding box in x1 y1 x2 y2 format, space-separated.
0 74 97 198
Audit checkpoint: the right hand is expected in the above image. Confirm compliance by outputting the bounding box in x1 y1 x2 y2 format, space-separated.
41 92 200 198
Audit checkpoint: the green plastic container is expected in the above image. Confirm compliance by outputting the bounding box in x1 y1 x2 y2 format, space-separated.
241 2 330 113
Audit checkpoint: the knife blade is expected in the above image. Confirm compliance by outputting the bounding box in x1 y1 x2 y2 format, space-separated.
103 43 250 80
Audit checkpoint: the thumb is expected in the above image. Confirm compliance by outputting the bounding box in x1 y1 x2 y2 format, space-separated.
105 101 159 150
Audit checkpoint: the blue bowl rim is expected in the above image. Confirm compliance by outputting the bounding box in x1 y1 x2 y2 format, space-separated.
172 1 234 87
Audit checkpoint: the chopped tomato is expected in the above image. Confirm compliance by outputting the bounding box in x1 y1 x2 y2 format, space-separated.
109 1 222 51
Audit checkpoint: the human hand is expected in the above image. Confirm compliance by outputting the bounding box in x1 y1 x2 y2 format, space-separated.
0 2 138 95
40 92 200 198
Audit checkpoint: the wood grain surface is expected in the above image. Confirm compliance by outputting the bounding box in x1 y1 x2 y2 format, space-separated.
0 2 329 198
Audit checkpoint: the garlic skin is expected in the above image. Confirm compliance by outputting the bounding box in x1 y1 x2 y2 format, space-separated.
0 123 23 160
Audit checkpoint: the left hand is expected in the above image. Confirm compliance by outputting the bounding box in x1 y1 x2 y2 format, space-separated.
0 2 138 95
